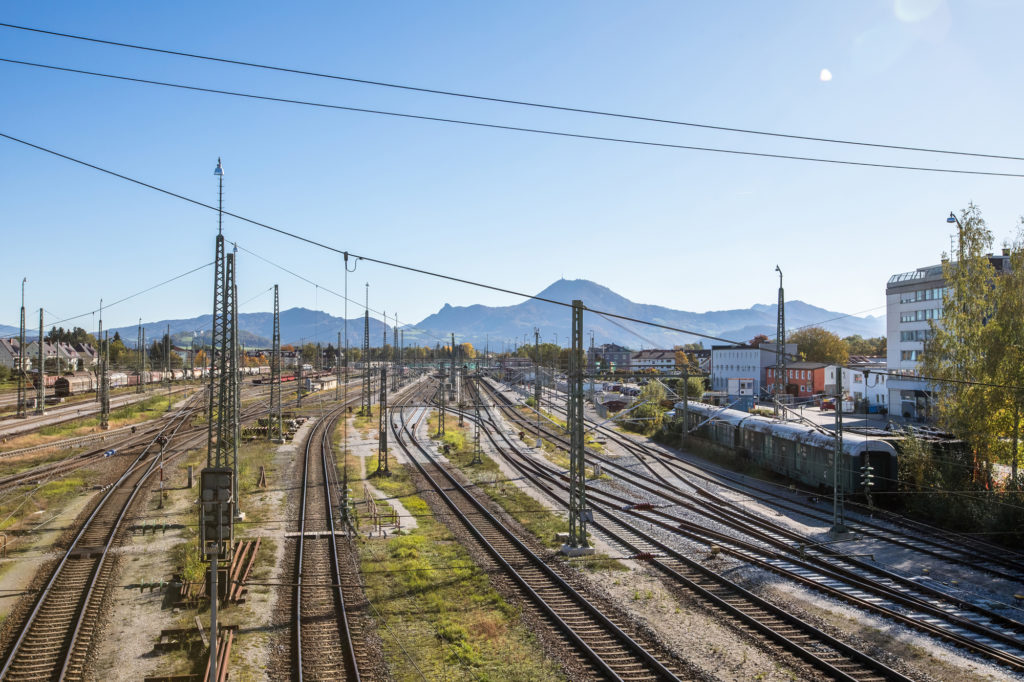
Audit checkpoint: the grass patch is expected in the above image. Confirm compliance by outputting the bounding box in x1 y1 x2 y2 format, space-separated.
358 460 564 681
0 475 91 532
440 413 621 567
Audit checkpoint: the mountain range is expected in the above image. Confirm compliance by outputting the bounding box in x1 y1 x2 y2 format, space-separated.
1 279 884 350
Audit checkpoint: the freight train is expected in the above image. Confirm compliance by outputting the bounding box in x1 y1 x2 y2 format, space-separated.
678 401 899 494
42 366 270 398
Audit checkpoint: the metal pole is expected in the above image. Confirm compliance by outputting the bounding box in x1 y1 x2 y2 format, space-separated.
96 300 102 403
36 309 44 415
100 331 109 430
534 328 542 448
831 368 847 535
209 548 218 682
567 300 589 549
166 323 172 411
774 265 785 417
681 367 689 442
17 278 26 418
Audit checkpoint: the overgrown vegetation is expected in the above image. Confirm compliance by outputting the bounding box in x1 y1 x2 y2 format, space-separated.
897 434 1024 546
358 460 564 681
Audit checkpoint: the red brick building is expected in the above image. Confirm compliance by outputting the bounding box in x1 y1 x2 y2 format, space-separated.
765 361 826 398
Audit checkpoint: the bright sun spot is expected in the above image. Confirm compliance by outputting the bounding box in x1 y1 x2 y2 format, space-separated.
819 68 833 82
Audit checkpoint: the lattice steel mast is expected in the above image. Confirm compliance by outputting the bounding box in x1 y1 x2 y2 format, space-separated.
376 367 389 475
207 160 228 468
361 284 371 416
100 330 109 430
567 300 589 550
270 284 282 442
35 309 43 415
16 278 26 419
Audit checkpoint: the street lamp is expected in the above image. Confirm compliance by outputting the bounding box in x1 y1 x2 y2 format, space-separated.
948 211 963 260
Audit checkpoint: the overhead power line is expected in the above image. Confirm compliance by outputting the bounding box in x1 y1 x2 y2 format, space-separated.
1 21 1021 163
3 57 1024 179
45 261 213 329
6 130 1024 392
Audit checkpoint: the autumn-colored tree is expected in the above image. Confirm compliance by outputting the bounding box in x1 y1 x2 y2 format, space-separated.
787 327 848 365
748 334 770 348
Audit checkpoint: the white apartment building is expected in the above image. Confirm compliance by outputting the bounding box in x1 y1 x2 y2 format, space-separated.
711 342 796 399
885 252 1010 420
631 349 675 373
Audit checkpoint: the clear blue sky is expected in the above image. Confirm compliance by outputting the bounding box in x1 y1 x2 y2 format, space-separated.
2 1 1022 342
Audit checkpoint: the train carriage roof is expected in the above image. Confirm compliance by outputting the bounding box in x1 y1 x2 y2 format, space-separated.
677 401 897 458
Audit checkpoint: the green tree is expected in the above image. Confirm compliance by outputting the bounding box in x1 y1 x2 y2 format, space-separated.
982 227 1024 484
626 380 667 434
788 327 849 364
922 204 1000 478
844 335 886 356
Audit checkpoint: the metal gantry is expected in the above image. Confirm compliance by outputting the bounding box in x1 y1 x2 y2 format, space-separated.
270 284 282 442
567 299 589 549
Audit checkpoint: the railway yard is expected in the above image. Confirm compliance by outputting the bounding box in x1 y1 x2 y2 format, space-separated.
0 367 1018 681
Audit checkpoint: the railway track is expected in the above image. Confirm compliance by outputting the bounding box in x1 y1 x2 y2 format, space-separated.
391 382 690 681
478 378 1024 674
469 379 910 681
291 404 365 681
540 383 1024 583
0 401 202 681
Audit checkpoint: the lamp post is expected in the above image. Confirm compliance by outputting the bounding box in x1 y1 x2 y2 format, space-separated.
947 211 963 261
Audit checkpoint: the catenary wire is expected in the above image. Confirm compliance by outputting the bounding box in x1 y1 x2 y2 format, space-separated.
4 57 1024 179
5 130 1024 392
43 261 213 328
1 21 1022 163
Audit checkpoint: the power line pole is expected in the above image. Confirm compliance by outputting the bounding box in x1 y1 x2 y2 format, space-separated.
565 300 591 553
336 331 342 401
141 326 146 393
136 321 143 394
830 368 848 536
774 265 786 417
35 308 44 415
203 158 234 682
534 327 542 448
376 367 389 476
166 323 172 411
361 284 371 416
16 278 26 418
392 314 399 392
270 284 282 442
95 300 102 403
100 331 110 430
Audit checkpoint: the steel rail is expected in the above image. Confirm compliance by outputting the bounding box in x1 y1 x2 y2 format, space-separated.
390 390 682 681
477 379 1024 674
470 379 909 682
0 396 200 680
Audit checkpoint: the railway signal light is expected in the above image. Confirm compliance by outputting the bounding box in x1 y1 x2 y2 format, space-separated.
860 464 875 489
199 467 234 561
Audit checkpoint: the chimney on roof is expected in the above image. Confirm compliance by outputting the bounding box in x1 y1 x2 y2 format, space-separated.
1003 248 1010 256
